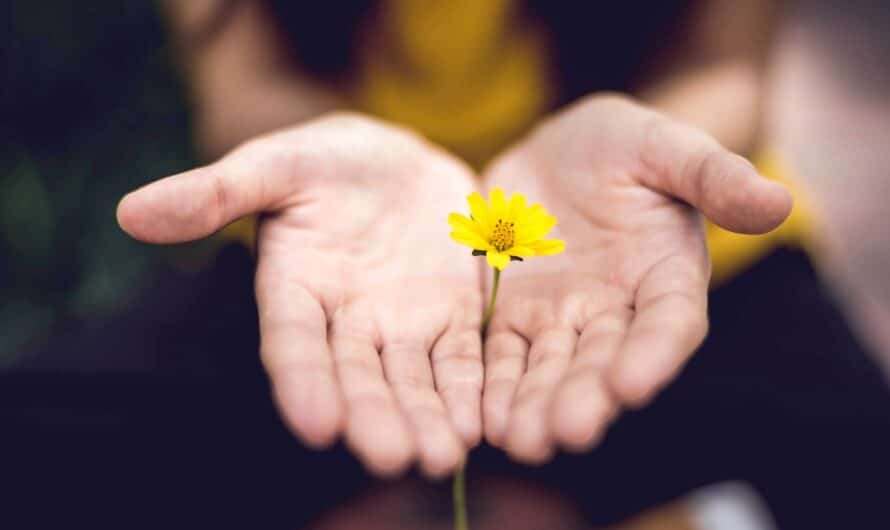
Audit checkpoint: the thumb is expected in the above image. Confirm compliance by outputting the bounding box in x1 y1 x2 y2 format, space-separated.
640 118 793 234
117 140 301 244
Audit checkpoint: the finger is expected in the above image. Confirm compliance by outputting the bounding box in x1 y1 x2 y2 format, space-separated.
115 113 433 245
608 254 709 408
504 328 577 464
117 150 292 243
482 330 529 447
382 340 465 479
330 319 415 477
640 117 793 234
550 311 629 452
117 115 332 243
431 329 484 448
256 263 343 449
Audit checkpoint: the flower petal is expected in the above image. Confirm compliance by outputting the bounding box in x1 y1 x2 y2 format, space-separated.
489 188 507 219
448 212 478 233
486 250 511 270
467 192 492 236
526 238 565 255
451 229 492 251
516 214 558 244
514 203 546 233
508 245 535 257
506 192 527 222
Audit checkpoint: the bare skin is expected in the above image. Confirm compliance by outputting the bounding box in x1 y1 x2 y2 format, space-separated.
480 95 791 463
118 115 483 478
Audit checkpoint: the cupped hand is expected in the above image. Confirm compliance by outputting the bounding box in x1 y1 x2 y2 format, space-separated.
117 114 483 478
480 95 792 463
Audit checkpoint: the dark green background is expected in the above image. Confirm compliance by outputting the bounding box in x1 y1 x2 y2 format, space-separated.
1 2 196 365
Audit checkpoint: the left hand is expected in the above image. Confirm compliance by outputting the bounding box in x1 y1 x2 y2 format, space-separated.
480 94 792 463
117 113 483 477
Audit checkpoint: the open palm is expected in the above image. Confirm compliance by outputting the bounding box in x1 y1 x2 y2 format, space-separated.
480 96 792 463
118 114 483 477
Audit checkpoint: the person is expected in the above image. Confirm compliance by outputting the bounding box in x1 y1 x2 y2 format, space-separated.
117 0 791 477
6 2 889 529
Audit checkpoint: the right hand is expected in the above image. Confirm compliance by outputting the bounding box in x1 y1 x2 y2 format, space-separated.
479 95 792 463
117 114 484 478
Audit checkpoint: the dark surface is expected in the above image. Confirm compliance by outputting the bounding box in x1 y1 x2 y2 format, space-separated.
4 245 890 529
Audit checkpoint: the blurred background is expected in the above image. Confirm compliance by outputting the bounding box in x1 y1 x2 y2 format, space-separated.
0 2 192 364
2 1 889 529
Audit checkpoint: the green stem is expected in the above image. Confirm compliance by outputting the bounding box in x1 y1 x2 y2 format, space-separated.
453 463 468 530
452 268 502 530
481 268 501 333
451 269 501 530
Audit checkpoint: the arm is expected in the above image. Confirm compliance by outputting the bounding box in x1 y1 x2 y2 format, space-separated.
160 0 340 158
636 0 781 153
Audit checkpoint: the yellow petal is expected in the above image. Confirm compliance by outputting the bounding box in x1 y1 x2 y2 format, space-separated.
451 229 492 251
467 192 492 236
489 188 506 219
523 204 544 218
516 214 558 244
486 250 511 270
514 204 547 232
508 245 535 257
526 239 565 255
448 212 479 233
506 192 527 222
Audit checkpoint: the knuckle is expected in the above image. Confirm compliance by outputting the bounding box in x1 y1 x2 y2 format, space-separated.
437 359 484 390
403 401 445 422
207 171 230 230
433 330 481 360
441 381 482 402
336 355 382 378
697 150 734 197
388 373 433 393
641 113 670 150
349 392 394 411
639 115 675 178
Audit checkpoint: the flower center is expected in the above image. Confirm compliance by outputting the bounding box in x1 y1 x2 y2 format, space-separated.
490 219 515 252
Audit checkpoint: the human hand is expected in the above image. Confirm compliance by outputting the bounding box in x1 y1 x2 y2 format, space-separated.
117 114 483 477
480 95 792 463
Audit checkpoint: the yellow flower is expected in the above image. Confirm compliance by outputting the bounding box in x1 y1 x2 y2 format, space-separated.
448 188 565 270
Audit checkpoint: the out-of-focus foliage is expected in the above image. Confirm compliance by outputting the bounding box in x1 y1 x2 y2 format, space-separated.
1 2 195 364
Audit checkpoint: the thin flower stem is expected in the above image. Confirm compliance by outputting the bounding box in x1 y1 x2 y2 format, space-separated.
453 463 468 530
452 268 502 530
481 268 501 332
